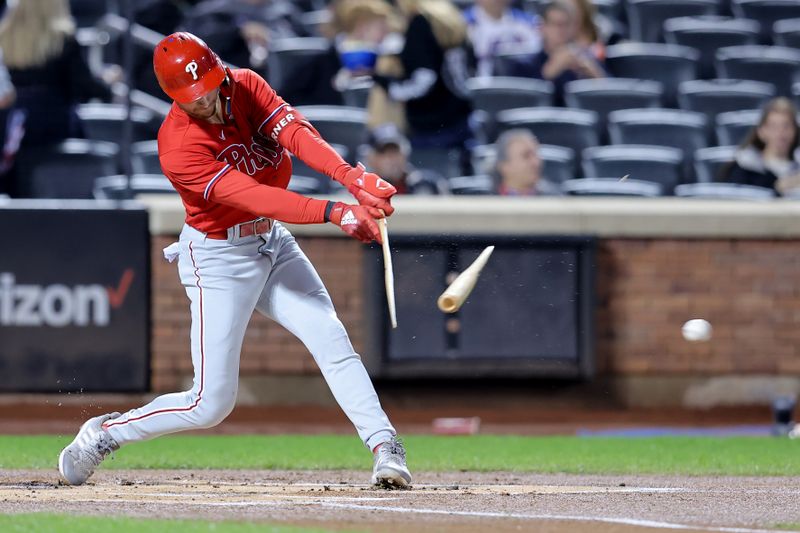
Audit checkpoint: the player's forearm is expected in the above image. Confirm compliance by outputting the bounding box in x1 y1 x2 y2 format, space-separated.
211 177 328 224
281 124 352 183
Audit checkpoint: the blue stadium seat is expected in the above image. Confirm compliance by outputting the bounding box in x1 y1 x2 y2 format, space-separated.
496 107 599 163
564 78 663 141
773 18 800 48
467 77 554 141
93 174 176 200
674 182 776 199
663 16 760 78
288 175 328 195
267 38 331 96
582 145 684 192
605 43 700 107
448 174 494 195
561 178 664 197
608 108 707 177
715 109 760 146
130 140 161 175
16 139 120 199
76 103 159 143
626 0 718 43
677 79 775 141
731 0 800 43
693 145 737 182
297 105 367 166
715 45 800 96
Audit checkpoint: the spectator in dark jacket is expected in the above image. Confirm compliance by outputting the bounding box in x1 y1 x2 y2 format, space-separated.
0 0 112 147
365 123 448 194
512 1 604 106
372 0 474 155
722 97 800 196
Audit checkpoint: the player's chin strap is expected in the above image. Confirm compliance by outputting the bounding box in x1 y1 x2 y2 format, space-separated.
219 68 235 121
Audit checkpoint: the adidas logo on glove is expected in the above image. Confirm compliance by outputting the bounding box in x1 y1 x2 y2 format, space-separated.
341 209 358 226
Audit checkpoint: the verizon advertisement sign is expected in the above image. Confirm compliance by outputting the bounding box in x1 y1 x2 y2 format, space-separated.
0 205 149 392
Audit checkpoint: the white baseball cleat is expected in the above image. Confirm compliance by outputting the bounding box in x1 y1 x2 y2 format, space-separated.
371 436 412 489
58 412 121 486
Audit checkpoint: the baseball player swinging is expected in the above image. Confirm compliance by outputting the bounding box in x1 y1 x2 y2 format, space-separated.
58 32 411 489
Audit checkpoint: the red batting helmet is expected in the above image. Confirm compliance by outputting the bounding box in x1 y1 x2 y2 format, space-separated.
153 32 226 104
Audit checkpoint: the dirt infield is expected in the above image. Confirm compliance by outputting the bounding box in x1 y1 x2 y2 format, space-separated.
1 469 798 532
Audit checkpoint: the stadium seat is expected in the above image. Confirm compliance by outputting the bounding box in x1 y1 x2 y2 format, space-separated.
290 143 348 191
16 139 119 199
731 0 800 43
715 45 800 96
297 106 367 166
715 109 760 146
564 78 663 141
491 42 541 77
674 182 776 199
409 147 464 179
469 143 575 183
339 77 373 109
267 38 331 96
793 83 800 109
582 145 684 192
626 0 718 43
130 140 161 175
694 145 737 182
76 103 159 143
467 77 554 112
677 79 775 141
773 19 800 48
93 174 176 200
561 178 664 197
467 77 554 141
540 145 577 184
663 16 760 78
448 174 494 195
298 9 333 37
288 175 327 195
496 107 599 161
608 108 707 176
605 43 700 107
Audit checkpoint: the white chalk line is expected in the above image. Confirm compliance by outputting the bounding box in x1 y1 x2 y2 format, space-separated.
52 495 795 533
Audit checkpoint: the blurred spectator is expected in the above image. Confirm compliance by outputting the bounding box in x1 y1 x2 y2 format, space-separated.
365 123 448 194
0 0 111 146
463 0 541 77
493 129 561 195
563 0 604 59
371 0 474 157
722 98 800 196
181 0 307 70
511 1 605 106
282 0 395 106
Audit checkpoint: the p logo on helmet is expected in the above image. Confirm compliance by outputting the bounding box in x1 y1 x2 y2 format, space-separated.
153 32 226 104
185 61 199 81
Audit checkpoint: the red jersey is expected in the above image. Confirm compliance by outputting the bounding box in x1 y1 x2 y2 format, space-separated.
158 68 349 233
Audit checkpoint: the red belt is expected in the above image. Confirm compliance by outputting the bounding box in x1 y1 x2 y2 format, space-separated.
206 217 273 240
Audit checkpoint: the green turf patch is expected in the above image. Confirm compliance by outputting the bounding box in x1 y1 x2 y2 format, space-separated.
774 525 800 531
2 434 799 476
0 513 352 533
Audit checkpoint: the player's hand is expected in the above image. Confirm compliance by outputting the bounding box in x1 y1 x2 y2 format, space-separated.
341 163 396 216
328 202 384 244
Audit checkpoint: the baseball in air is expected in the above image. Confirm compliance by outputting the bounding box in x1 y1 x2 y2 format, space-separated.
681 319 713 342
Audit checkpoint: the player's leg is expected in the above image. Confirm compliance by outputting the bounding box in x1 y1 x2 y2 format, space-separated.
59 228 269 485
254 224 411 487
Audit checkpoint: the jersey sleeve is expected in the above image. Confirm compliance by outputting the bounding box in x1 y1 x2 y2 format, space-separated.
160 145 328 224
160 146 233 201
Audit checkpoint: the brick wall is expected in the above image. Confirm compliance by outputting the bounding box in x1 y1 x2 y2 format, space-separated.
151 236 800 392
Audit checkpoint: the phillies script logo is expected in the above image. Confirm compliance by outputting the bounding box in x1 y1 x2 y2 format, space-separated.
0 269 135 327
217 136 283 176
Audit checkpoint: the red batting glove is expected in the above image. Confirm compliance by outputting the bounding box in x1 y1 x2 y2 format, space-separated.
340 163 396 216
328 201 384 244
